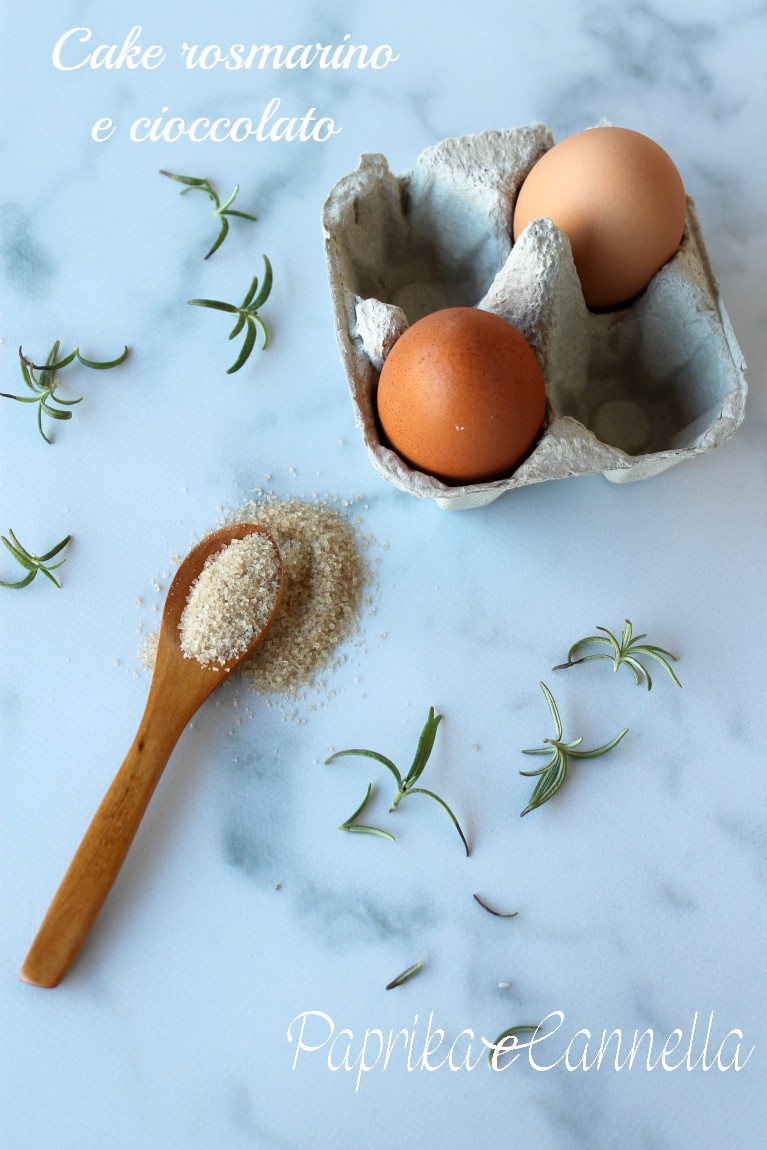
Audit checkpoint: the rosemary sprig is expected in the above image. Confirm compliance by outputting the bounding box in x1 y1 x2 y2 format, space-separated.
338 783 395 842
160 170 257 259
188 257 273 373
385 960 423 990
486 1025 540 1069
326 707 469 855
520 683 628 816
2 342 129 443
553 618 681 690
473 893 518 919
1 530 70 589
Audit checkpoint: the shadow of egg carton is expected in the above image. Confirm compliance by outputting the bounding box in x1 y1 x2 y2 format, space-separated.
321 126 747 511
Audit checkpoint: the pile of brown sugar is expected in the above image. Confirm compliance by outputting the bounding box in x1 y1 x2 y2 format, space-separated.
222 496 366 695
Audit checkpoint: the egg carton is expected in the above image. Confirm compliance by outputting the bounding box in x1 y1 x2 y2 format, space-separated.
321 126 747 511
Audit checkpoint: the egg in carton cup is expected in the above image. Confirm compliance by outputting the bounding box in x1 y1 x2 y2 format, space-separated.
321 126 747 511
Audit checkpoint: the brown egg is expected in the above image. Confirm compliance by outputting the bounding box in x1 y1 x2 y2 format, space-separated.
512 126 687 308
376 307 546 486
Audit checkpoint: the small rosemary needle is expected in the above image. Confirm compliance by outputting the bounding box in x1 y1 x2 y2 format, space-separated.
386 960 423 990
473 894 518 919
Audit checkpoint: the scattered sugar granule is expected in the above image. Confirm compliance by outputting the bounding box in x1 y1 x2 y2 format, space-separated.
178 532 282 667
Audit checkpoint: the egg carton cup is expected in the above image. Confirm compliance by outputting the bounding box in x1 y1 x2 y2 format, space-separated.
321 126 747 511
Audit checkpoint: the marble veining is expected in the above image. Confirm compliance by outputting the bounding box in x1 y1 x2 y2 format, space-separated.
541 0 739 126
0 202 58 297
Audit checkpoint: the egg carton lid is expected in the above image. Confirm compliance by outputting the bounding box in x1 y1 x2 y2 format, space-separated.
321 127 747 511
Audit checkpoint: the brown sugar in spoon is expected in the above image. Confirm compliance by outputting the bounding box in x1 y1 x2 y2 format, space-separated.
20 524 283 988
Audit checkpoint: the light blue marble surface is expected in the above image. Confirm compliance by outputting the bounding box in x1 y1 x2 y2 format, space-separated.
1 1 766 1147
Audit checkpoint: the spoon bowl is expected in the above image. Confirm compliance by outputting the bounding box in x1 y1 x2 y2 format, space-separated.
20 524 283 988
152 522 284 721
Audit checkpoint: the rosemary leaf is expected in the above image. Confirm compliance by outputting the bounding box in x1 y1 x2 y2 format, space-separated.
249 257 273 311
487 1025 540 1069
76 346 129 370
345 825 396 842
385 960 423 991
325 748 403 788
402 707 442 788
205 216 229 260
405 786 469 856
339 782 373 826
227 318 257 375
338 783 395 842
160 170 208 187
240 275 261 309
188 299 239 314
253 314 269 351
0 393 38 404
473 894 518 919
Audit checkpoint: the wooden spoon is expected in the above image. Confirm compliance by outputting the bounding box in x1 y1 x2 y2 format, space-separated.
20 524 283 988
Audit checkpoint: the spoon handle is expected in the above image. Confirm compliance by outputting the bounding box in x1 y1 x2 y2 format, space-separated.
19 708 187 988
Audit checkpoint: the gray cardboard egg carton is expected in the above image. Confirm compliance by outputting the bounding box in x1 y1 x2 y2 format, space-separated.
322 126 747 511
